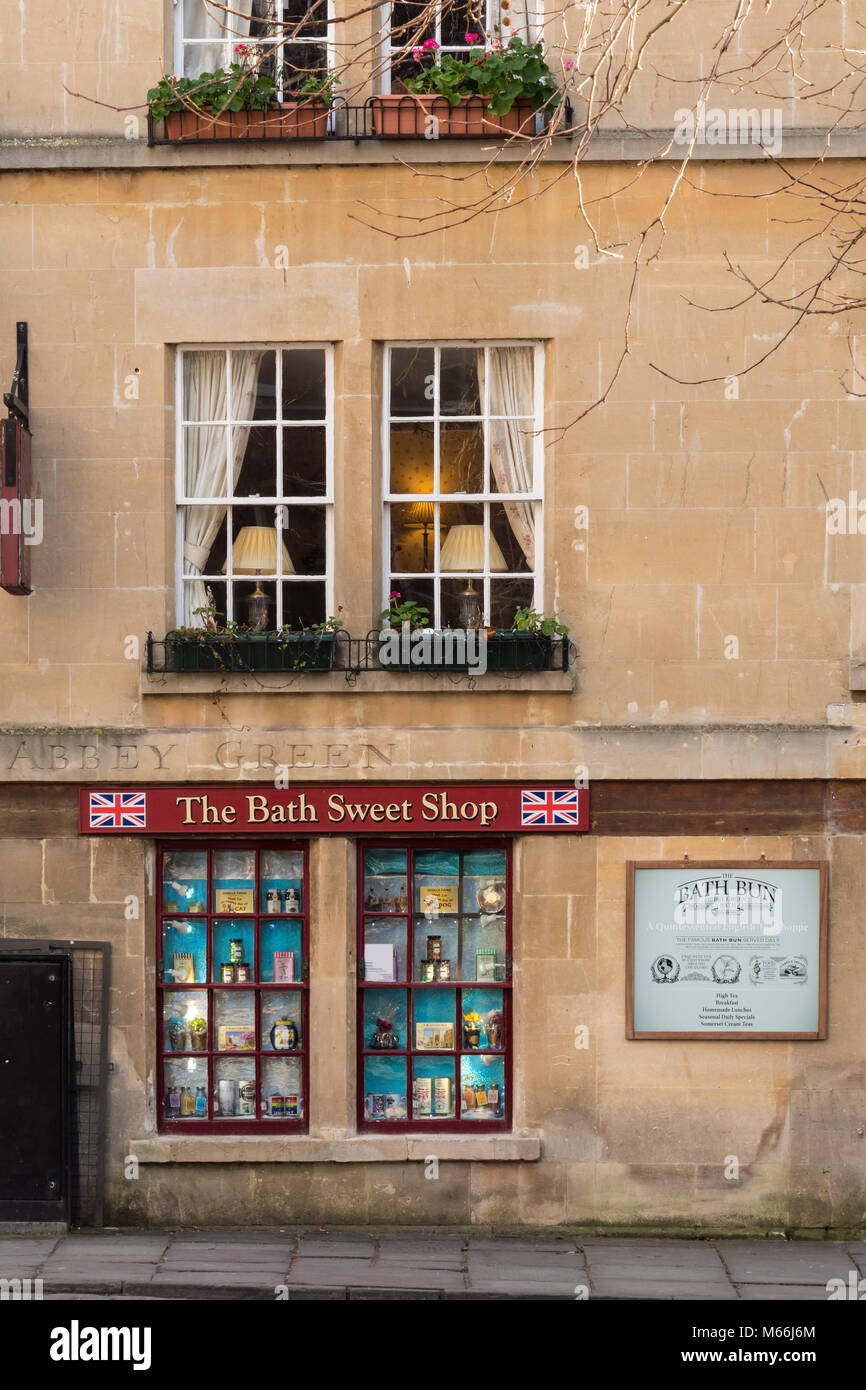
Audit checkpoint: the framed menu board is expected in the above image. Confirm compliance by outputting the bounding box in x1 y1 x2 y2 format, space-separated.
626 862 828 1040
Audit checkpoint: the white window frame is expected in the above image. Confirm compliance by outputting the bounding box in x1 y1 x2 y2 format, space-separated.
173 0 333 97
174 342 335 628
381 340 544 628
381 1 543 94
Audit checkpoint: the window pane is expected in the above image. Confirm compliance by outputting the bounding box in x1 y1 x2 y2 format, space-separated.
213 920 255 983
283 426 326 496
441 0 480 46
282 349 326 420
440 420 484 494
214 989 256 1051
438 501 485 573
163 920 206 984
364 918 408 982
390 422 434 494
231 349 266 420
280 579 326 628
390 347 434 417
282 0 328 33
281 504 326 574
183 351 226 422
251 350 277 421
413 1058 456 1119
261 919 303 981
261 850 304 911
278 41 328 86
460 1055 505 1118
364 988 408 1049
387 576 433 626
487 345 534 415
214 1057 256 1116
490 500 532 572
184 426 228 499
163 851 208 912
262 1058 304 1119
489 419 535 495
440 347 480 414
490 577 533 628
413 917 458 980
235 425 277 497
390 500 434 573
165 1058 209 1120
261 989 304 1050
364 1056 407 1120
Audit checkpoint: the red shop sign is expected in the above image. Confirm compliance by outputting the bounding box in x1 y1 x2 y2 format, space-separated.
79 783 589 835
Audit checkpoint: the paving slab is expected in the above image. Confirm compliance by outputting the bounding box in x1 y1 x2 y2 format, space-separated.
719 1243 860 1285
42 1265 162 1283
295 1238 376 1258
736 1284 835 1300
591 1280 740 1300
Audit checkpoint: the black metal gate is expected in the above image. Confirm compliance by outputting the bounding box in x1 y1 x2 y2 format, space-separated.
0 953 73 1222
0 941 110 1226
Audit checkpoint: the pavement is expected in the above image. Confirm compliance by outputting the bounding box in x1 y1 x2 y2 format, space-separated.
1 1230 865 1299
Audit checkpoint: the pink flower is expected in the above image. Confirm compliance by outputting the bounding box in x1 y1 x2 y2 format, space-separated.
422 38 439 50
412 46 422 62
234 43 249 54
464 32 480 44
565 59 574 70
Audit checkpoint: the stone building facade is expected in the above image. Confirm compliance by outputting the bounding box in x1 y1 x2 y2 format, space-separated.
0 1 864 1230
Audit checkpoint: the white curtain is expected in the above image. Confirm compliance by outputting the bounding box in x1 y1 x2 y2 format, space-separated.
182 0 255 77
182 350 262 626
479 347 535 567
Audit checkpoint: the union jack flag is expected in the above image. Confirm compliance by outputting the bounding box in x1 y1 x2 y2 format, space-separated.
521 788 583 827
89 791 148 830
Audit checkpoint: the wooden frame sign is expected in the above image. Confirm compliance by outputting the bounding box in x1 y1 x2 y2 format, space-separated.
626 862 828 1040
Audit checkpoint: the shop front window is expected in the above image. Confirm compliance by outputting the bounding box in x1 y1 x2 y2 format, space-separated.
158 843 308 1132
358 842 511 1131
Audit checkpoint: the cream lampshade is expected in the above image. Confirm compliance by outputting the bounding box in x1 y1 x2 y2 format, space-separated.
439 524 506 627
222 526 294 631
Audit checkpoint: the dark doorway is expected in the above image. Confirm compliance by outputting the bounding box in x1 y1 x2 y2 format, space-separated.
0 954 73 1222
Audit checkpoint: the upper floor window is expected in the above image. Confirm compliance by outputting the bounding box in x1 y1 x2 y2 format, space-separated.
176 346 333 630
177 0 329 91
383 343 542 629
385 1 541 90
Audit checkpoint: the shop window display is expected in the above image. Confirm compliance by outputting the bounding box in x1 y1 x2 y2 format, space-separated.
358 843 511 1130
158 843 308 1132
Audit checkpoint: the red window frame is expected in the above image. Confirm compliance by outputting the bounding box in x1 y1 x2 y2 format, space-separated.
357 838 513 1134
157 840 310 1134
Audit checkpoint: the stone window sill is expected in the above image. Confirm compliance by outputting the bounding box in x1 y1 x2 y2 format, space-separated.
129 1135 541 1163
142 670 574 696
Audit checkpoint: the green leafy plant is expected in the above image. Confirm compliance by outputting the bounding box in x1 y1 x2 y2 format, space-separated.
277 66 341 106
379 590 431 629
404 35 559 116
308 607 345 633
512 605 570 637
147 64 276 119
189 1016 207 1034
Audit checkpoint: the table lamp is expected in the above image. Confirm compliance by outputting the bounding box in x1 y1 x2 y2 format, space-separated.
223 525 293 631
407 500 435 569
439 524 506 628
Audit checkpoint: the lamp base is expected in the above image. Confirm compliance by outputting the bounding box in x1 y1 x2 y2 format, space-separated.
245 582 270 633
457 580 483 630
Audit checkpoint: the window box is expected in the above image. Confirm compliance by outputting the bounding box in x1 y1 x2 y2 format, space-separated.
274 100 330 139
376 629 566 672
165 631 336 673
161 105 329 142
369 95 537 138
